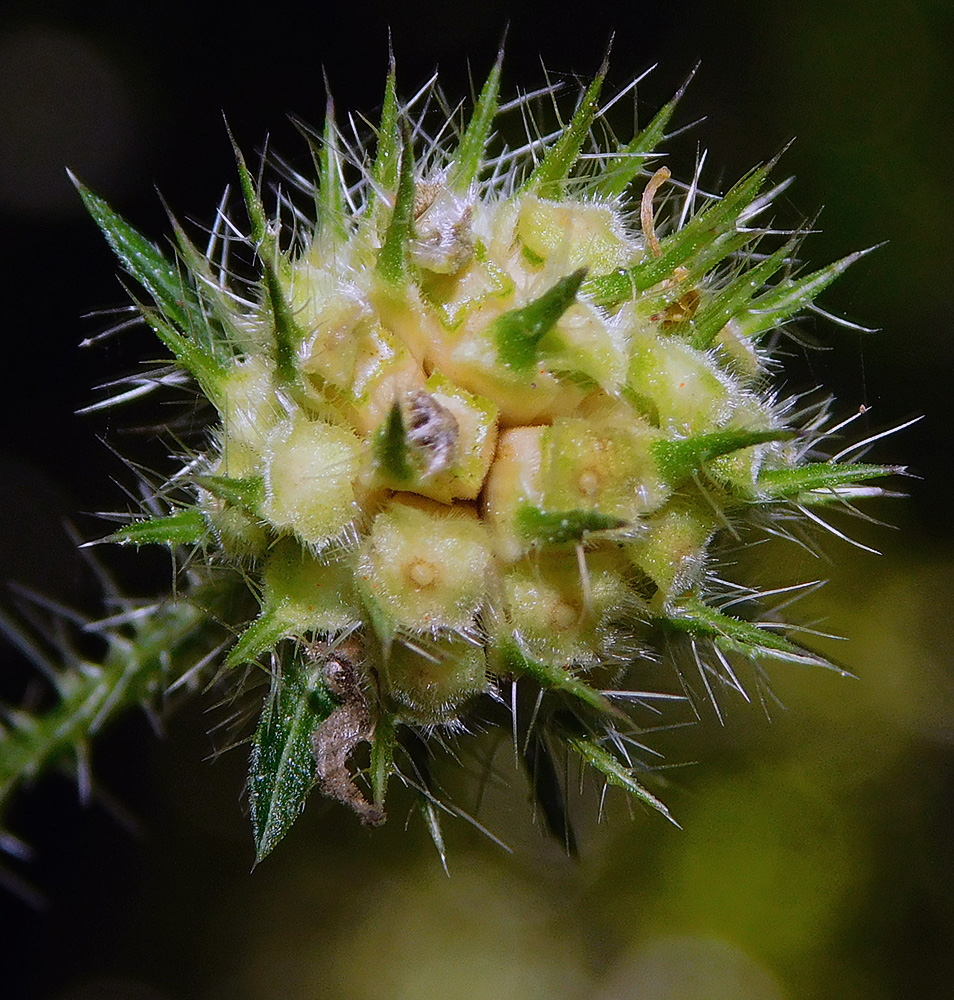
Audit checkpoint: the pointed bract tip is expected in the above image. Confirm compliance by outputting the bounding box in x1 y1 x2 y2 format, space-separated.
322 67 335 114
673 61 701 101
766 138 796 171
222 115 251 175
496 24 509 59
849 241 888 262
599 33 615 75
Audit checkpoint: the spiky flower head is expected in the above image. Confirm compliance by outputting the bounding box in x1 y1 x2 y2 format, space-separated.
18 51 900 863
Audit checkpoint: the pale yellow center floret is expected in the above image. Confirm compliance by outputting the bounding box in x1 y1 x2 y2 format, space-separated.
262 413 362 547
548 598 582 632
482 425 545 561
406 556 438 590
516 195 636 273
503 552 633 665
577 466 603 498
624 501 717 608
345 323 429 435
627 335 738 434
293 266 370 390
541 415 670 520
359 496 493 634
400 372 500 504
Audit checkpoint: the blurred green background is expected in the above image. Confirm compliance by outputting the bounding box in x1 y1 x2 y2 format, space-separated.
1 2 951 998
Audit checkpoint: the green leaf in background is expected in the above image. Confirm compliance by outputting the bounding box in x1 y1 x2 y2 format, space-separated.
249 657 335 864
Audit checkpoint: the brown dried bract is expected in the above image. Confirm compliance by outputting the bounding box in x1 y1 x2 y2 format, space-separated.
405 390 459 475
641 168 702 328
309 641 385 826
662 285 701 327
640 166 671 259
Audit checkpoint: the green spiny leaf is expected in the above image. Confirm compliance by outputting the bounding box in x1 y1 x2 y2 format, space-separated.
661 596 831 668
420 795 448 873
526 55 608 198
686 240 796 349
71 174 201 336
1 596 224 819
449 47 504 192
231 135 268 246
140 310 229 408
375 133 416 285
372 56 400 194
230 134 302 384
731 248 875 341
249 657 336 863
195 474 265 512
592 69 693 199
165 214 243 359
587 160 775 307
756 461 899 502
516 504 626 545
371 712 396 808
110 510 207 547
565 734 676 822
316 95 347 243
503 642 615 716
373 402 414 482
652 428 794 484
224 609 287 669
494 268 587 369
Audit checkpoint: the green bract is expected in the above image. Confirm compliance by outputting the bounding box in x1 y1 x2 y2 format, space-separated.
2 53 902 865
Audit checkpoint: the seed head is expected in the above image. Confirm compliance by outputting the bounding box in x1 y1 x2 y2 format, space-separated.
57 52 904 863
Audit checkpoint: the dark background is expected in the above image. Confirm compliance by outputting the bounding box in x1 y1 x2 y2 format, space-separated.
1 2 952 998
